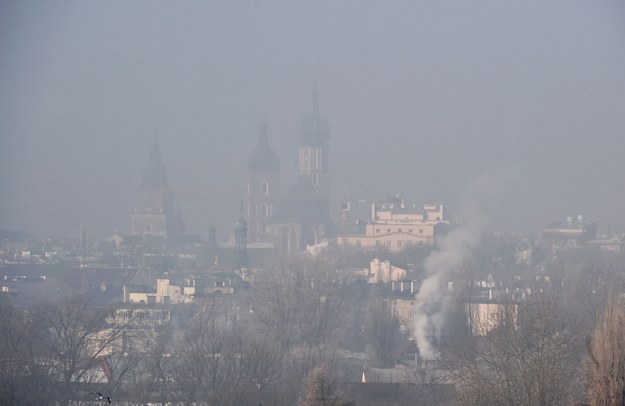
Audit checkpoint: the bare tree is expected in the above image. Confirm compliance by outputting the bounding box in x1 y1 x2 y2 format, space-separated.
299 363 350 406
364 286 400 368
0 298 54 405
251 255 354 349
586 293 625 406
448 293 583 406
170 297 281 406
34 296 134 405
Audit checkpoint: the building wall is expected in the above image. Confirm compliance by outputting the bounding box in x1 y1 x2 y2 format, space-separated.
337 202 446 252
466 302 518 336
247 172 279 244
369 258 407 283
392 298 416 336
127 278 194 305
339 231 432 252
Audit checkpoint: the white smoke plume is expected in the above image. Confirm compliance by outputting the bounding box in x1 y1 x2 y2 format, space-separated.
413 170 512 359
413 223 481 359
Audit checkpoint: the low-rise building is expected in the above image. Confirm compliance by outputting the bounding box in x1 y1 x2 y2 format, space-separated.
126 278 195 305
542 215 596 250
369 258 407 283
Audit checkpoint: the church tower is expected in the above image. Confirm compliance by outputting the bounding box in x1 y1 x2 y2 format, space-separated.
299 72 330 196
246 121 280 244
234 201 249 269
131 137 181 239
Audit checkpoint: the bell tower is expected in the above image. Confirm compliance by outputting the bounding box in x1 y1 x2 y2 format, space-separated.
131 136 179 239
246 121 280 244
299 70 330 196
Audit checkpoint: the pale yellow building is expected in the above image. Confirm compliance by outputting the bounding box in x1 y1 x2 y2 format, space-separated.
126 278 195 305
369 258 407 283
338 197 447 252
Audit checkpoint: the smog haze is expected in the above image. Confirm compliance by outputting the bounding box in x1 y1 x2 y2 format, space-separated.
1 0 625 239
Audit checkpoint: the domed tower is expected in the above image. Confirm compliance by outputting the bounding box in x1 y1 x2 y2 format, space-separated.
246 121 280 244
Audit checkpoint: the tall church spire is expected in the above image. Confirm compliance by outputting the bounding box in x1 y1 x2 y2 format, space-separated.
141 135 168 190
247 121 279 173
299 65 330 194
312 62 320 120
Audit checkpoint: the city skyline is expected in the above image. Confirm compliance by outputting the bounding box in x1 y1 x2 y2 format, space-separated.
2 1 625 240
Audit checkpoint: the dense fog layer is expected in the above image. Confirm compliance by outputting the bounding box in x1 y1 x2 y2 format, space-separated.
1 0 625 239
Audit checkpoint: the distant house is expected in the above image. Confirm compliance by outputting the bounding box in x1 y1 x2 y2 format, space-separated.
369 258 407 283
126 278 195 305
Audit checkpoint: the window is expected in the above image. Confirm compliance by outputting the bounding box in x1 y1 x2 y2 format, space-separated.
419 229 424 234
409 229 413 233
385 240 391 247
398 228 402 233
397 240 402 247
261 182 269 195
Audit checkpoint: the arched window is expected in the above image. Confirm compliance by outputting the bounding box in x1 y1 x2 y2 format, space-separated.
261 204 268 217
261 181 269 195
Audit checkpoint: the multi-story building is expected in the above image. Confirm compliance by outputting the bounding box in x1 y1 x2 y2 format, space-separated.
338 196 447 252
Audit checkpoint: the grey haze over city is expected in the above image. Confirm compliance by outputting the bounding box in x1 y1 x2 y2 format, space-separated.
1 0 625 240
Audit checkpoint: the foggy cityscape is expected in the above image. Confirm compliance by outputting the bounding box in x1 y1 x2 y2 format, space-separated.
1 1 625 405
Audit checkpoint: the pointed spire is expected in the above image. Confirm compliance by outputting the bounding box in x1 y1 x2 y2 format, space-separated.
248 121 279 173
149 133 161 162
299 63 329 146
142 134 167 189
259 120 269 146
312 61 320 119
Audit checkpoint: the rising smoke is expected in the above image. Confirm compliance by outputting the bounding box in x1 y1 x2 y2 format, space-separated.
413 223 481 359
413 171 511 359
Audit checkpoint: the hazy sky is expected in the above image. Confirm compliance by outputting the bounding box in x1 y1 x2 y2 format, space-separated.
1 0 625 240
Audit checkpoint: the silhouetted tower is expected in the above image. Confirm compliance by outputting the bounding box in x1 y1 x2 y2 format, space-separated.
299 69 330 195
247 121 280 243
205 225 219 266
234 201 248 269
130 136 183 239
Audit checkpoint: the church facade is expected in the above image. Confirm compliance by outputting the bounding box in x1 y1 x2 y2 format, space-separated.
246 79 333 254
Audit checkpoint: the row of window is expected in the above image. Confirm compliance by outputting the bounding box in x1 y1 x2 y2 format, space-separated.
375 240 418 247
375 228 424 234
